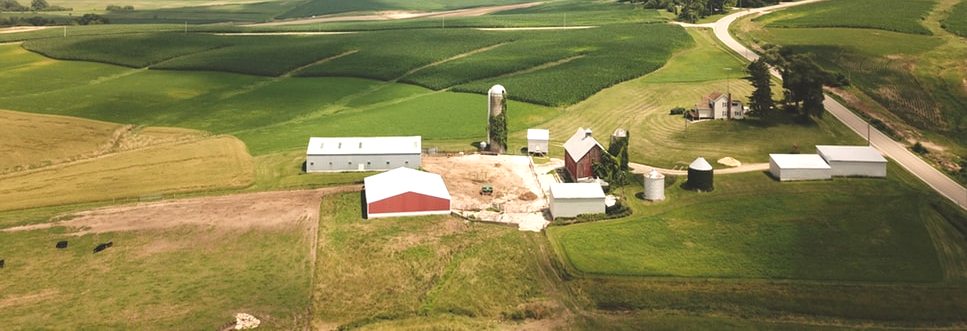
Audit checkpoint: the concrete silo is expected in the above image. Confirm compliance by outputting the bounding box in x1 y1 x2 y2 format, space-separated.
487 84 507 154
686 157 714 191
643 169 665 201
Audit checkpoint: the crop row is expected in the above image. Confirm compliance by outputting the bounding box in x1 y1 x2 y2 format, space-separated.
761 0 935 35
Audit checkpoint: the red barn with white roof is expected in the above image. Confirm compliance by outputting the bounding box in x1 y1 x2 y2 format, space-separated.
364 167 451 219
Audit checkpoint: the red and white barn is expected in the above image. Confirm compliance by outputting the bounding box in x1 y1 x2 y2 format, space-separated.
363 167 451 219
564 128 604 181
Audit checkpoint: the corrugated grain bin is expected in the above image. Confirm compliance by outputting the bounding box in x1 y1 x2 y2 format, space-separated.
644 169 665 201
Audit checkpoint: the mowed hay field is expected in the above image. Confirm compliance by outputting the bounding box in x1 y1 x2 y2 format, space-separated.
0 135 254 211
0 110 121 173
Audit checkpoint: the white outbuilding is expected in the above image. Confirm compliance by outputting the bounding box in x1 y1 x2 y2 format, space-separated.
816 145 887 178
306 136 421 172
364 167 451 219
549 183 606 219
769 154 832 181
527 129 550 155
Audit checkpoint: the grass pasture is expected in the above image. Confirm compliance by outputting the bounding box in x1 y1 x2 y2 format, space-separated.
311 193 550 329
0 136 254 211
0 209 314 329
756 0 936 35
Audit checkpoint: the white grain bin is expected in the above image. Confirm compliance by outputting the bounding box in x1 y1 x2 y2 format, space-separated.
643 169 665 201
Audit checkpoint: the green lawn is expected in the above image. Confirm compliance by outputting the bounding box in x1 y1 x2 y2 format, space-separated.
756 0 936 35
549 165 943 282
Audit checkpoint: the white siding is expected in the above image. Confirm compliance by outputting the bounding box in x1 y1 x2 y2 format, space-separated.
306 154 421 172
770 159 832 181
550 197 605 219
827 161 887 178
528 139 549 154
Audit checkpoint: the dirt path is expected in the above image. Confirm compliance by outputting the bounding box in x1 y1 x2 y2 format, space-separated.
0 26 51 34
248 2 544 27
476 26 596 31
1 185 361 234
210 32 356 36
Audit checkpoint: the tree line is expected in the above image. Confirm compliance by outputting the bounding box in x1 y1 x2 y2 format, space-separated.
620 0 796 23
744 46 849 119
0 0 69 12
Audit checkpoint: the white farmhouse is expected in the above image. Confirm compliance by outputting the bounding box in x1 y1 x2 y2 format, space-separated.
769 154 832 181
692 92 747 120
549 183 606 219
816 145 887 178
306 136 421 172
527 129 550 155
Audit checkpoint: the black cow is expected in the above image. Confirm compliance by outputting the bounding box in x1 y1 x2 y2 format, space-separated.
93 241 113 254
0 259 5 269
56 241 68 249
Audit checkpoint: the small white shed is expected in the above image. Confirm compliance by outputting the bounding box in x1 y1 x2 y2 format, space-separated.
816 145 887 178
527 129 550 155
769 154 832 181
549 183 606 219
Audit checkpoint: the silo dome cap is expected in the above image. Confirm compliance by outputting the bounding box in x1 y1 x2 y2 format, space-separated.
488 84 507 95
646 169 665 179
689 157 713 171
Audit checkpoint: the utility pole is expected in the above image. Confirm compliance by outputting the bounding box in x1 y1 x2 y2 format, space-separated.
63 25 66 38
184 21 187 34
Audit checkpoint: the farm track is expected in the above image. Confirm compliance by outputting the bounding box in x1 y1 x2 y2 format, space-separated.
219 49 360 99
711 0 967 209
394 42 509 80
249 2 545 27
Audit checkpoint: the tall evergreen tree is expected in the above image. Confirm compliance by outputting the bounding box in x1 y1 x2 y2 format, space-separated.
745 58 773 114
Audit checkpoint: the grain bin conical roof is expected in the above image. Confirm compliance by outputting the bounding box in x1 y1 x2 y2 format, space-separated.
689 157 713 171
645 169 664 179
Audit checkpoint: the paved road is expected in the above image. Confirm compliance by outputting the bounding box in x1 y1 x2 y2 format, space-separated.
707 2 967 209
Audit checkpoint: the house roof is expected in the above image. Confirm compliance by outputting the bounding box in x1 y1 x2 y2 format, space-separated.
307 136 421 155
563 128 603 160
769 154 831 169
689 157 713 171
527 129 549 141
816 145 887 163
550 183 605 199
364 167 451 203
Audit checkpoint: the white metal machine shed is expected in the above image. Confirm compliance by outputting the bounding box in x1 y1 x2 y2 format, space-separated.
769 154 832 181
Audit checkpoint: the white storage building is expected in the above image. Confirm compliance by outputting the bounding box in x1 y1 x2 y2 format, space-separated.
549 183 606 219
769 154 832 181
816 145 887 178
527 129 549 155
364 167 451 219
306 136 421 172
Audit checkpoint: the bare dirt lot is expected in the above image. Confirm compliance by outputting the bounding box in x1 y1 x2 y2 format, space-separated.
2 186 360 234
422 154 544 213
